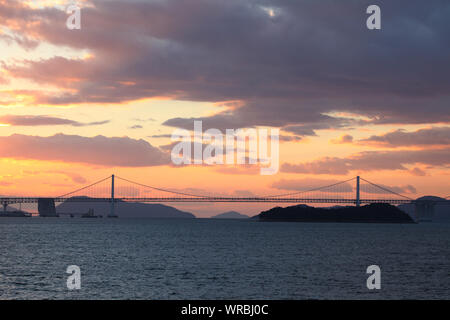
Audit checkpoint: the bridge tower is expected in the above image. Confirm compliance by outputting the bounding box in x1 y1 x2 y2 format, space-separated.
108 174 118 218
356 176 361 207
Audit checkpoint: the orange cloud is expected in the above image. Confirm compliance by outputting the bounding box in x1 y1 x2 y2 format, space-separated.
409 167 426 176
331 134 353 144
0 134 169 167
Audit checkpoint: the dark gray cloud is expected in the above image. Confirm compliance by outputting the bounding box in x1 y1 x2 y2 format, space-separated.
358 127 450 147
1 0 450 133
282 148 450 175
0 115 109 127
162 100 366 134
0 133 169 167
278 135 303 142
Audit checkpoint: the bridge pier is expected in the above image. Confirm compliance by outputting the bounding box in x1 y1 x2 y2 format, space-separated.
414 201 435 222
108 174 118 218
38 198 58 217
2 202 7 214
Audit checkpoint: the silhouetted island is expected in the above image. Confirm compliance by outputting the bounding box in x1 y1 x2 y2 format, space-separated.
211 211 249 219
257 203 415 223
0 210 31 217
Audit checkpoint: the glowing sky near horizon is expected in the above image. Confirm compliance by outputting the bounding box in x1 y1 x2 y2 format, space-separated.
0 0 449 217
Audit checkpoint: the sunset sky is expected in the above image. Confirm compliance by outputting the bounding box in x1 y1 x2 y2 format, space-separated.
0 0 449 217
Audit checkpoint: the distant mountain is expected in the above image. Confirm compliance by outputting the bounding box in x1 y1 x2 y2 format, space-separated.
57 197 195 218
417 196 447 201
211 211 249 219
257 203 414 223
4 205 23 212
0 205 31 216
0 206 31 217
398 196 450 222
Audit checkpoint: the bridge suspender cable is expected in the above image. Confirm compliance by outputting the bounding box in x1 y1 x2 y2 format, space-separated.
55 176 111 198
50 175 417 203
359 177 414 200
114 175 213 198
260 177 356 198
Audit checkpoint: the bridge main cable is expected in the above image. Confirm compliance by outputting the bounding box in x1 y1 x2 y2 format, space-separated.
46 174 421 204
55 176 111 198
260 177 356 198
359 177 414 201
114 175 214 198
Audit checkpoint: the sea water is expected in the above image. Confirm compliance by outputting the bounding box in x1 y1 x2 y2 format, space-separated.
0 218 448 299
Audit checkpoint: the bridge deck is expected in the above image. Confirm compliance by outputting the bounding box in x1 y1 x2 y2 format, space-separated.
0 197 441 205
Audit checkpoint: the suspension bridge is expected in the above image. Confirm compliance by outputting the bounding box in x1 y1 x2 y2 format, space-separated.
1 175 448 218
